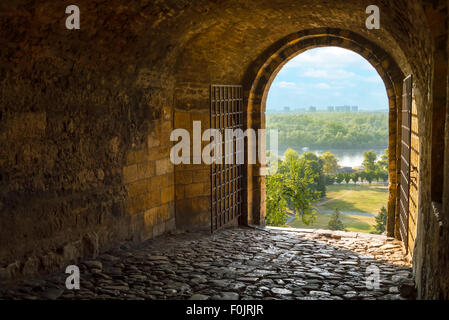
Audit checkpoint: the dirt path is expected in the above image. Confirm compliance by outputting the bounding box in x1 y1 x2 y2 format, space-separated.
316 190 352 206
316 209 376 217
285 211 296 224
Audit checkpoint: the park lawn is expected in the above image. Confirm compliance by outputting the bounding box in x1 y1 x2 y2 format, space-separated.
317 184 388 213
285 184 387 233
288 212 377 233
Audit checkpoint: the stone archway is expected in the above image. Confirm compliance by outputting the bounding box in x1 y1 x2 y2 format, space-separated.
243 28 405 238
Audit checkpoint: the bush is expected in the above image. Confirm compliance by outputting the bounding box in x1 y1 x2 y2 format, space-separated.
374 206 387 234
266 174 288 226
327 209 345 231
325 175 336 185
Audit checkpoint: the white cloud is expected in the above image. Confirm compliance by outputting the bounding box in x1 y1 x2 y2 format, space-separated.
276 81 296 88
285 47 369 69
303 68 355 79
315 82 331 89
266 47 388 111
358 75 381 83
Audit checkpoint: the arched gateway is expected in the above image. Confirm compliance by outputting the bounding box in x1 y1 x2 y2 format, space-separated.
241 28 410 242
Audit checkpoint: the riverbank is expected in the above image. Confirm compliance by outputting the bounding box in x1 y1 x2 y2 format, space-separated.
271 146 387 167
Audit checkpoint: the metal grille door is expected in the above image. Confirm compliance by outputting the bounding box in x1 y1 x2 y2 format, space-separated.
399 75 412 253
210 85 244 232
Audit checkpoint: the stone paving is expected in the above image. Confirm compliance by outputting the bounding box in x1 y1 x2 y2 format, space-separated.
0 227 415 300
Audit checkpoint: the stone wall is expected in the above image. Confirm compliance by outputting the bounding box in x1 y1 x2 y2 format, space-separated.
173 109 211 230
0 0 186 278
411 0 449 300
407 86 419 257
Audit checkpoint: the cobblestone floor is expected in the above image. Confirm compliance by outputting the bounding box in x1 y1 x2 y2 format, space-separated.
0 227 415 300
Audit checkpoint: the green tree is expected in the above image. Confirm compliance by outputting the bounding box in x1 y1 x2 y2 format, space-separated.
336 172 344 184
351 172 360 184
362 150 378 172
325 122 347 137
343 173 351 184
374 206 387 234
373 169 381 182
373 148 389 183
283 148 299 164
328 209 345 231
359 171 366 183
365 171 374 184
320 152 339 176
377 148 388 170
300 152 326 197
266 151 283 176
325 175 336 185
302 151 320 162
265 174 288 226
266 112 388 149
377 169 388 182
282 157 321 225
266 152 323 227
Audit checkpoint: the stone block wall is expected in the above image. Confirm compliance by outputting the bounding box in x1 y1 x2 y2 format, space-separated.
411 0 448 300
0 0 183 279
123 107 175 242
407 87 420 257
173 109 211 231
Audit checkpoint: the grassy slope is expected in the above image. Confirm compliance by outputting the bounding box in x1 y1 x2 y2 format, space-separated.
287 184 388 233
318 184 388 213
289 212 377 233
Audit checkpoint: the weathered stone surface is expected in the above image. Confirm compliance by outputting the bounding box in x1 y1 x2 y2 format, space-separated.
216 292 239 300
189 294 209 300
271 288 293 295
42 288 64 300
399 280 417 300
83 261 103 270
0 228 413 300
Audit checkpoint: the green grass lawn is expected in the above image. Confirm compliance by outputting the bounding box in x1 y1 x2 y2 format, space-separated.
289 212 376 233
286 184 388 233
317 184 388 213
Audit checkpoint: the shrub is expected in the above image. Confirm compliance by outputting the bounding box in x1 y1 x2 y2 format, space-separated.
328 209 345 231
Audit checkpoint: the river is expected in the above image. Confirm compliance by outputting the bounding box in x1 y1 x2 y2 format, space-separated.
274 146 387 167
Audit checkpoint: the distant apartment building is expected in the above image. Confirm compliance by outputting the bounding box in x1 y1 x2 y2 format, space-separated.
337 166 356 173
283 106 290 112
326 105 358 112
309 106 316 112
335 105 351 112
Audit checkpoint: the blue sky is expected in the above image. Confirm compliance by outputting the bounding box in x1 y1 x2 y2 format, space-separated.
266 47 388 111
